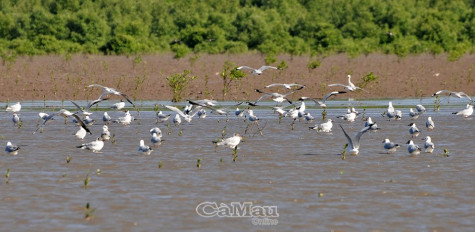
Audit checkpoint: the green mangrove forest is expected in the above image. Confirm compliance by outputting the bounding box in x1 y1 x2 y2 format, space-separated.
0 0 473 60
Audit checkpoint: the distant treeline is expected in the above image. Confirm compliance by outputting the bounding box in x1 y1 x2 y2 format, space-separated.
0 0 473 60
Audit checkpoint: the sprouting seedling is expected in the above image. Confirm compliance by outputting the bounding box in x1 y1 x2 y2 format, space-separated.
158 161 163 168
443 148 450 157
197 159 202 168
111 134 116 144
66 155 71 164
434 95 441 111
318 192 324 198
84 171 91 189
322 109 327 121
221 126 227 138
154 104 159 112
340 170 343 175
278 114 282 124
96 169 101 175
178 130 183 136
84 202 96 220
5 168 10 184
341 143 348 160
220 158 223 163
1 135 4 140
167 123 171 135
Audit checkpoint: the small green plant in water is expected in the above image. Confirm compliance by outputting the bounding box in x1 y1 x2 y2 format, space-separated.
220 60 247 99
5 168 10 184
443 148 450 157
167 70 197 102
158 161 162 168
84 202 96 220
66 155 71 164
341 143 348 160
322 109 327 121
197 159 202 168
434 95 441 111
84 171 91 189
96 169 101 175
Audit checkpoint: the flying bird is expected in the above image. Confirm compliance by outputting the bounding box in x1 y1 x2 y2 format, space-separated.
264 83 305 90
236 65 281 75
87 84 135 107
328 75 369 93
299 91 347 108
253 86 305 105
432 90 472 102
339 123 373 155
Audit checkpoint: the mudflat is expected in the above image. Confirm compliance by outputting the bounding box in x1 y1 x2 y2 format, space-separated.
0 53 473 102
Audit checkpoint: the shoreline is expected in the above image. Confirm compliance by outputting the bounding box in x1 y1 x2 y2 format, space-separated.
0 53 473 102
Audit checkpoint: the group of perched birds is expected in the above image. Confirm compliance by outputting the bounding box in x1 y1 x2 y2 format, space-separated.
3 64 473 158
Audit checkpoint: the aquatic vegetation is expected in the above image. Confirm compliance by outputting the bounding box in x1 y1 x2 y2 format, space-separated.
84 202 96 220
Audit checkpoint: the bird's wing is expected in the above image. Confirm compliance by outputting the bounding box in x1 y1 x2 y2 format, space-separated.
433 90 453 96
282 86 304 97
70 101 84 113
236 66 254 71
87 84 105 89
164 105 187 117
258 66 279 71
355 87 370 93
264 83 283 88
339 124 354 150
322 91 347 102
354 125 372 147
120 93 135 107
72 114 93 135
459 92 472 101
86 97 109 110
328 83 346 87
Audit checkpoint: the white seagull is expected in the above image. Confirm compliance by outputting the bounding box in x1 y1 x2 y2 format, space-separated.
409 108 420 119
310 119 333 133
113 110 133 125
157 111 171 122
452 104 474 118
111 100 125 110
253 86 305 105
408 123 420 138
432 90 472 102
416 104 426 114
365 117 379 131
76 137 105 153
101 125 111 141
236 65 280 75
213 133 243 149
383 138 400 154
299 91 347 108
264 83 305 90
87 84 135 107
426 117 435 130
422 136 435 153
138 140 153 155
12 113 20 126
5 102 21 112
328 75 369 92
103 112 111 124
165 105 201 122
74 126 87 140
406 140 422 156
339 123 373 155
5 141 21 155
151 132 162 146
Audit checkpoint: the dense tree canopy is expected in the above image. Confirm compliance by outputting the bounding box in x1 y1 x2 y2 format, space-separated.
0 0 473 59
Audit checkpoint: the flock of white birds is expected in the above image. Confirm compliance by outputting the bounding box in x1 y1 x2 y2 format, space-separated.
3 65 473 157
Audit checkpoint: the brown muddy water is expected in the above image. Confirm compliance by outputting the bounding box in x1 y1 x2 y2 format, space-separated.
0 100 474 231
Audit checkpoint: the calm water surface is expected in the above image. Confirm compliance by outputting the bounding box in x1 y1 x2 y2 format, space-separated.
0 99 474 231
